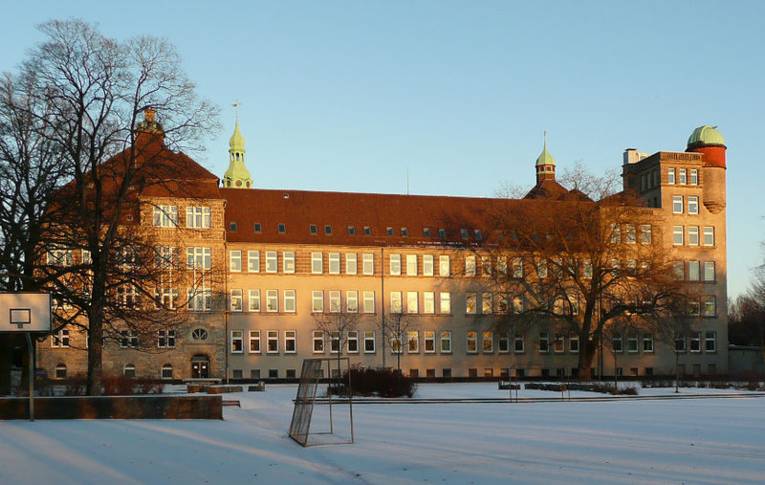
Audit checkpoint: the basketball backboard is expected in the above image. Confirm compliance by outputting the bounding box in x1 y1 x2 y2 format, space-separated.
0 293 52 333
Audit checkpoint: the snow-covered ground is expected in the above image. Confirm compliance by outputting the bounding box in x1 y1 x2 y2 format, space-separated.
1 383 764 484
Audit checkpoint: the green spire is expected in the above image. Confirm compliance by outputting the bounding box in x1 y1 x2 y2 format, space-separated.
223 107 253 189
536 131 556 166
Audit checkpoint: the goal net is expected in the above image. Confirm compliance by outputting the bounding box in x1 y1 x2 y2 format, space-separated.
289 357 354 447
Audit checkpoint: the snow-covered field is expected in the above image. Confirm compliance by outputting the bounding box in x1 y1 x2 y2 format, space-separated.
1 383 764 484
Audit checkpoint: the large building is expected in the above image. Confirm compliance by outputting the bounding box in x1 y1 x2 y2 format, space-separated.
36 115 729 381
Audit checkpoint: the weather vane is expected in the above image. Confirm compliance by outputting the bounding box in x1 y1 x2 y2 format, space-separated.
233 100 241 122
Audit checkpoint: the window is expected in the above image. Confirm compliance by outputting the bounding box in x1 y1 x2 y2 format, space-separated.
324 225 332 235
309 224 318 235
386 227 394 236
362 291 375 314
569 336 580 353
625 224 636 244
705 331 717 352
329 253 340 274
482 331 493 353
423 227 431 237
703 295 716 316
406 255 417 276
674 336 686 353
610 224 621 244
390 332 402 354
347 225 356 236
672 196 683 214
390 292 403 313
230 330 244 353
153 205 178 227
267 331 279 353
423 255 434 276
253 223 262 233
185 206 210 229
688 299 700 316
283 251 295 273
439 292 451 314
612 335 623 352
313 331 324 353
347 331 359 353
265 251 277 273
311 252 323 274
498 334 510 353
390 254 401 275
553 334 564 353
407 292 419 313
191 328 208 341
690 332 702 352
364 331 375 353
345 253 357 275
639 225 652 244
278 223 286 234
346 290 358 313
283 290 296 313
362 253 374 275
643 334 654 352
690 169 698 185
465 293 477 314
266 289 278 312
673 261 685 280
363 226 372 236
329 291 341 313
538 332 549 353
188 287 212 312
285 330 297 353
627 336 639 353
667 168 675 185
249 331 261 353
186 247 212 270
464 255 476 276
120 330 138 348
514 335 525 353
423 331 435 353
439 255 450 277
123 364 136 378
230 289 243 312
481 256 492 276
688 196 699 215
512 258 523 278
687 226 700 246
51 328 70 348
330 332 340 353
673 226 684 246
703 227 715 246
407 331 419 353
247 250 260 272
440 331 452 353
703 261 715 282
401 227 409 237
312 291 324 313
248 289 260 312
688 261 700 281
466 331 478 353
161 364 173 380
481 293 493 314
423 292 435 314
678 168 687 185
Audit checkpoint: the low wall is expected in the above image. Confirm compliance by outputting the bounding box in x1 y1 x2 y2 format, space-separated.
0 394 222 420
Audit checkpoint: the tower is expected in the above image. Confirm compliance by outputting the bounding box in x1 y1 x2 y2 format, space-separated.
223 117 253 189
535 132 556 184
686 125 726 214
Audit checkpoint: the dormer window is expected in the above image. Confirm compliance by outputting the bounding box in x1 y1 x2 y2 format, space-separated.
474 229 482 241
460 228 469 240
363 226 372 236
229 222 238 232
253 223 262 233
309 224 318 235
423 227 431 237
347 226 356 235
278 223 286 234
438 228 446 240
324 225 332 235
401 227 408 237
386 227 394 236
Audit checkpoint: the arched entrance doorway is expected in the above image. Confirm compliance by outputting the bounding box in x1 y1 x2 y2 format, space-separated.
191 354 210 379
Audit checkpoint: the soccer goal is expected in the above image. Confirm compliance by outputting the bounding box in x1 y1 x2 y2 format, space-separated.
289 357 354 447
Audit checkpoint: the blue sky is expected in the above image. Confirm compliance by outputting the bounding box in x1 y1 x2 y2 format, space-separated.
2 0 763 297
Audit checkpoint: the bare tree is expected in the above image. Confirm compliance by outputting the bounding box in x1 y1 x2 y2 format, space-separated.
314 311 363 384
377 312 413 372
7 19 218 394
482 172 688 379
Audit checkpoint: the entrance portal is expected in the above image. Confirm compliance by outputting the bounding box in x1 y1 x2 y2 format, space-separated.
191 355 210 379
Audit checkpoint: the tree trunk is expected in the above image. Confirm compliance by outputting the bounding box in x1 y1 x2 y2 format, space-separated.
577 336 598 380
86 307 104 396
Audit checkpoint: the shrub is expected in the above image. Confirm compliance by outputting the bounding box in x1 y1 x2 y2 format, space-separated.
329 367 416 398
102 376 164 395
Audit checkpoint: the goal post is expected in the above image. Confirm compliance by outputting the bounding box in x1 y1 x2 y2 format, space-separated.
289 357 354 447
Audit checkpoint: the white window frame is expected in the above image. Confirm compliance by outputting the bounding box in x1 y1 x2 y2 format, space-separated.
440 331 452 353
247 250 260 272
406 255 417 276
423 255 434 276
465 293 477 314
328 252 341 275
266 330 279 354
439 255 450 277
328 290 341 313
423 292 435 314
667 167 675 185
283 251 296 273
185 206 210 229
345 253 357 275
230 288 243 312
362 253 374 275
347 331 359 353
312 330 325 354
406 291 419 314
407 330 419 353
249 330 261 353
186 247 212 270
439 292 451 314
311 252 323 274
390 254 401 276
364 331 375 353
390 291 402 314
703 226 715 247
153 205 178 228
346 290 358 313
673 226 684 246
703 261 715 282
672 195 683 214
466 331 478 354
265 251 278 273
52 329 70 348
312 290 324 313
688 195 699 215
283 289 296 313
482 331 493 353
248 289 260 312
284 330 297 354
424 330 436 353
265 289 278 313
362 291 375 314
230 330 244 354
464 255 476 277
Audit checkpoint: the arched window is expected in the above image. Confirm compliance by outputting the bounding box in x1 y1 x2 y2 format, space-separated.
191 328 208 341
123 364 136 378
55 363 67 379
161 364 173 380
